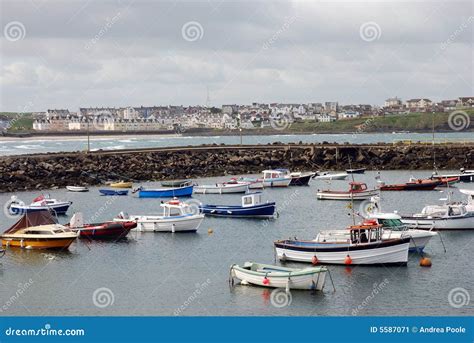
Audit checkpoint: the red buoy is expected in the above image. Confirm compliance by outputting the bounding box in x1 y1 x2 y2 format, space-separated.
262 277 269 285
344 255 352 265
311 255 319 265
420 257 432 267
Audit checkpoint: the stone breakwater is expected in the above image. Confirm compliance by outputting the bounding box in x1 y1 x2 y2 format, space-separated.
0 143 472 192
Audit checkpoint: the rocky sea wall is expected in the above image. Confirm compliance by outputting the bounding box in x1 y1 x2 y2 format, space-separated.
0 143 472 192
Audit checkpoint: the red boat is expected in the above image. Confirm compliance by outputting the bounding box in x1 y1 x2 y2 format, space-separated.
430 176 459 187
76 221 136 239
379 178 440 191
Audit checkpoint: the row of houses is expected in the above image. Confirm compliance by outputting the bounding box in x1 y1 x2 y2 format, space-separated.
383 96 474 114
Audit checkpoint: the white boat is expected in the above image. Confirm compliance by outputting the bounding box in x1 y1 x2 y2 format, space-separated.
66 186 89 192
260 170 292 187
235 178 264 189
316 182 380 200
401 203 474 230
314 172 348 180
114 199 204 232
275 224 410 265
8 195 72 215
194 183 249 194
434 168 474 183
459 189 474 213
230 262 327 291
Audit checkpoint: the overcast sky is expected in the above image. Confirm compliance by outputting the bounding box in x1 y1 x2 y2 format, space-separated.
1 0 472 112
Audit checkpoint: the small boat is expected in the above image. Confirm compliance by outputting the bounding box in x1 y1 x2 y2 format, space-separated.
274 224 410 265
274 169 315 186
161 180 192 187
200 193 276 218
429 175 459 187
378 178 440 191
346 168 366 174
434 168 474 183
401 203 474 230
8 195 72 215
317 182 379 200
1 211 78 250
259 170 292 187
233 178 264 189
314 171 349 180
99 189 128 196
68 213 136 239
134 183 194 198
114 198 204 232
194 183 249 194
109 181 133 188
230 262 327 291
66 186 89 192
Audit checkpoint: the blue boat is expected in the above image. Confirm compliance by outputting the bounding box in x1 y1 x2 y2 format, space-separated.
199 193 276 218
135 184 194 198
8 195 72 215
99 189 128 196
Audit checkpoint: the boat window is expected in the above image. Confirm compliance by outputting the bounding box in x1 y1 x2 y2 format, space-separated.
243 196 253 205
25 230 52 235
53 229 64 233
379 219 404 229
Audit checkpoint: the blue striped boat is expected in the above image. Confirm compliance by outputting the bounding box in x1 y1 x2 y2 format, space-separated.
199 193 276 218
135 184 194 198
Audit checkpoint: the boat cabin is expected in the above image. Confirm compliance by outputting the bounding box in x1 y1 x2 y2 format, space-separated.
262 170 286 180
366 213 406 232
242 193 263 207
348 224 382 244
420 204 467 218
160 199 188 216
349 182 368 192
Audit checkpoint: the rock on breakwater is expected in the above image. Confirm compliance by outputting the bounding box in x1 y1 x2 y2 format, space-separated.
0 143 472 192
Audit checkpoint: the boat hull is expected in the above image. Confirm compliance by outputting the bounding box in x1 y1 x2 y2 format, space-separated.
289 174 313 186
77 222 136 239
200 202 276 218
262 178 291 187
401 216 474 230
118 215 204 232
231 266 327 290
137 185 194 198
274 238 410 265
66 186 88 192
161 180 191 187
110 182 133 188
9 203 71 215
346 168 366 174
99 189 128 196
1 237 76 250
314 173 348 180
380 181 439 191
316 189 379 200
194 184 248 194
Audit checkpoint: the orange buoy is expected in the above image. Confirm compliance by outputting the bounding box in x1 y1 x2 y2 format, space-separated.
208 228 213 235
420 257 432 267
311 255 319 265
263 277 269 285
344 255 352 265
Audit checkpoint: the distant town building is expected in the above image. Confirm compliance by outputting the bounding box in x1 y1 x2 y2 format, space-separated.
405 98 433 112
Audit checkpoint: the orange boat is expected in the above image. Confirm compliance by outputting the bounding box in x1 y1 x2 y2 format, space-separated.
1 211 78 250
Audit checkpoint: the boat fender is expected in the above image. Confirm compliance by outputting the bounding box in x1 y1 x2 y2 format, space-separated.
311 255 319 265
420 257 432 267
208 228 213 235
344 255 352 265
262 276 269 285
280 253 287 262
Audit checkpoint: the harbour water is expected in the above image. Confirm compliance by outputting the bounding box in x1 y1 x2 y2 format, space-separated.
0 171 473 316
0 132 472 156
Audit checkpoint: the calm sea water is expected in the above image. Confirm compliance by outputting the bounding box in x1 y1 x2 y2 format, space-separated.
0 132 472 156
0 171 473 316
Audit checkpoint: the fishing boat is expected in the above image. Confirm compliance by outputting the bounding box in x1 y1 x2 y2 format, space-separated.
346 168 366 174
232 178 264 189
1 211 78 250
66 186 89 192
401 203 474 230
109 181 133 188
161 180 192 187
194 182 249 194
68 213 136 239
8 195 72 215
377 178 440 191
429 176 460 187
255 170 292 187
274 224 410 265
134 183 194 198
433 168 474 183
317 182 379 200
314 171 349 180
274 169 315 186
200 193 276 218
230 262 327 291
99 189 128 196
114 199 204 232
